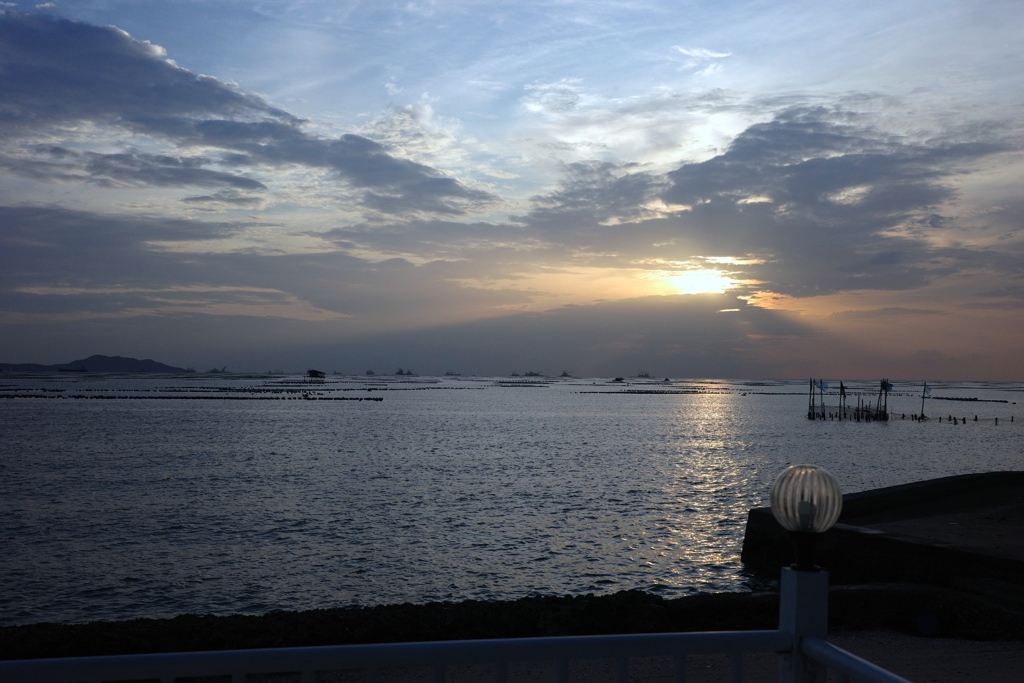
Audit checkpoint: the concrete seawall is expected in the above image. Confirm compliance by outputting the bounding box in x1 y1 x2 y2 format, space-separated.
741 471 1024 596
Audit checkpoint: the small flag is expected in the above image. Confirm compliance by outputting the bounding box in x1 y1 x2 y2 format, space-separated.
883 381 893 392
923 382 931 396
816 379 829 391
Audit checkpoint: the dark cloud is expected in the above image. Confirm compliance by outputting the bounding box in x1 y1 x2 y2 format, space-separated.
831 307 944 320
182 189 267 209
516 161 666 231
0 204 242 249
83 150 266 190
969 283 1024 309
0 204 246 299
617 107 1014 296
454 104 1023 306
0 146 267 190
0 12 293 132
0 203 530 330
321 218 524 262
908 349 949 366
361 177 497 215
278 293 817 378
0 11 496 215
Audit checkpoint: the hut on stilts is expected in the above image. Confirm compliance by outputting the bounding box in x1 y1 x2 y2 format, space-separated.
807 378 829 419
807 378 892 421
852 378 892 421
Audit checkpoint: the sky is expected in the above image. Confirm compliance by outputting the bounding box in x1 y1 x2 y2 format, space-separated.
1 1 1022 379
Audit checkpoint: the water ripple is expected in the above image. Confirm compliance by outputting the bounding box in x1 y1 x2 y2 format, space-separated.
1 376 1021 624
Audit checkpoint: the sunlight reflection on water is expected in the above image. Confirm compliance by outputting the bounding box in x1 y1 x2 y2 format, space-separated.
1 376 1021 625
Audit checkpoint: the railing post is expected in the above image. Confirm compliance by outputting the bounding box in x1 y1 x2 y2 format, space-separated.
777 566 828 683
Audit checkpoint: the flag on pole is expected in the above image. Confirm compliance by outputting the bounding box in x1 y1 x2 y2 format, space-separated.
816 379 829 391
883 380 893 392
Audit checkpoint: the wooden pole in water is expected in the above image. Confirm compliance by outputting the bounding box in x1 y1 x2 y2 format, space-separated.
883 379 889 420
808 378 815 420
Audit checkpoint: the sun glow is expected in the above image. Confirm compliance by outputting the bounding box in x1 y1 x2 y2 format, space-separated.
659 269 735 294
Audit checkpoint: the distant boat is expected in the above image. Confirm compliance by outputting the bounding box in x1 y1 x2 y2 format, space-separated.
524 371 542 377
510 372 520 377
59 366 87 373
637 372 650 378
365 370 375 376
444 371 461 376
559 371 571 378
207 366 227 374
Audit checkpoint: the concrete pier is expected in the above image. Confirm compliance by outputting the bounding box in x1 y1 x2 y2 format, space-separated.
742 471 1024 596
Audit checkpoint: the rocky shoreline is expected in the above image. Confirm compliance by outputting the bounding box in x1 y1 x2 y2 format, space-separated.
3 585 1022 661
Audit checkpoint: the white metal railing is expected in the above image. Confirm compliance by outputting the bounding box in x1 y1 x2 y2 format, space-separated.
0 630 791 683
802 636 912 683
0 569 913 683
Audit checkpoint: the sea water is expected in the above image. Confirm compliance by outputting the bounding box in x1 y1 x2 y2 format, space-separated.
1 375 1021 626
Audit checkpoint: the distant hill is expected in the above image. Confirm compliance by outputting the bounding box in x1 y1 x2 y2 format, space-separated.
0 354 193 374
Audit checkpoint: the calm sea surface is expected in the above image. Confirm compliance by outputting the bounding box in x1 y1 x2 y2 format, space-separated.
1 374 1021 626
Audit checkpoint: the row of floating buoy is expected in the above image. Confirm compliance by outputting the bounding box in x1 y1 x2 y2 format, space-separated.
0 393 384 401
813 409 1015 423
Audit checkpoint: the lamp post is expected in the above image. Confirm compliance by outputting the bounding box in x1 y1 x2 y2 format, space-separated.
770 464 843 570
770 464 843 683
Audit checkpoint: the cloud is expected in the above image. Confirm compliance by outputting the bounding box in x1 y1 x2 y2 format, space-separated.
522 79 584 116
1 9 1022 380
0 12 497 216
516 161 667 230
0 12 292 133
654 105 1018 297
285 293 817 378
672 46 732 75
0 204 244 253
831 307 944 320
0 147 267 190
0 205 250 309
0 203 533 334
673 47 732 60
182 189 268 209
312 99 1022 311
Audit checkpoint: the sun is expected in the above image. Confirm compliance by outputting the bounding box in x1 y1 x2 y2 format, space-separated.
661 269 734 294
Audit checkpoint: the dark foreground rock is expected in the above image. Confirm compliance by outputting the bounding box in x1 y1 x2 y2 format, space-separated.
3 585 1023 661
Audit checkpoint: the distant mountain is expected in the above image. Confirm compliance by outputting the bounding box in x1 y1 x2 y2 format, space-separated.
0 354 192 374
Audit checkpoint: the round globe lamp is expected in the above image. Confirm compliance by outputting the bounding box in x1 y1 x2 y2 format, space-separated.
770 464 843 571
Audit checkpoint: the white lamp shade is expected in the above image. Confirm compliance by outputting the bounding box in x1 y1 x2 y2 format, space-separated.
770 464 843 533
